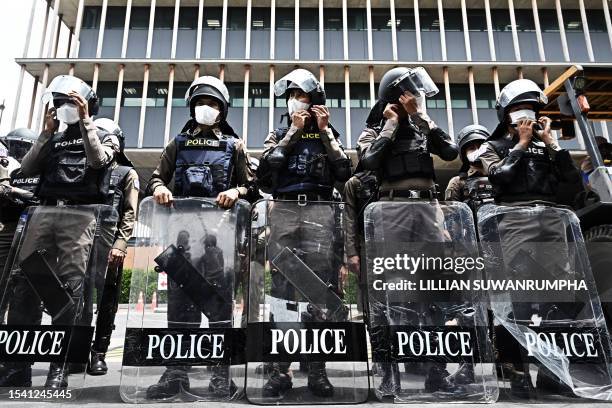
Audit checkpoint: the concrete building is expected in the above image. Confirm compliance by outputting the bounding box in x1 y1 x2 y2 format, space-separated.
10 0 612 181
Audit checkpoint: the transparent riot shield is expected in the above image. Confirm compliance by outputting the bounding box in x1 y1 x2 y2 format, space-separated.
120 197 249 403
364 200 498 403
0 204 118 402
478 204 612 401
246 199 369 404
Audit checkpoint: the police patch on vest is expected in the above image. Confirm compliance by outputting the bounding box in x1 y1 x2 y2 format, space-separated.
246 322 367 362
0 325 93 363
183 138 222 148
122 327 246 366
53 138 83 150
301 133 322 139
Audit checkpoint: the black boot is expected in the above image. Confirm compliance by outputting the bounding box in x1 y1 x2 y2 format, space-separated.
0 363 32 387
146 368 189 400
445 363 475 385
378 363 400 397
424 364 465 394
535 367 575 398
262 364 292 398
307 362 334 398
506 364 536 399
208 365 237 397
87 350 108 376
45 363 68 388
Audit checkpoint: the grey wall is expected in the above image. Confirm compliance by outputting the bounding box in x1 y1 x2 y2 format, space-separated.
372 31 393 59
78 29 98 58
276 30 294 59
493 32 515 61
422 31 443 60
542 32 565 61
469 31 491 61
201 30 222 58
428 109 449 135
452 109 472 138
143 107 166 147
301 31 319 60
151 30 173 58
170 107 190 137
176 30 197 59
444 31 465 61
119 107 141 148
251 31 270 59
126 30 148 58
247 108 269 147
517 32 540 61
350 108 369 148
348 31 368 60
330 107 347 147
102 29 123 57
227 107 243 138
477 109 498 134
592 33 612 62
397 31 418 60
566 32 590 61
325 31 343 60
226 30 246 58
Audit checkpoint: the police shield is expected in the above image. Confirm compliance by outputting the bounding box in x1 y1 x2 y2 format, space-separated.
119 197 249 403
0 204 118 401
478 204 612 401
246 199 369 404
364 200 498 403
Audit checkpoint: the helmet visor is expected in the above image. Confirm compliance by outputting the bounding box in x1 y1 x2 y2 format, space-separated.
274 69 320 97
42 75 95 107
391 67 439 98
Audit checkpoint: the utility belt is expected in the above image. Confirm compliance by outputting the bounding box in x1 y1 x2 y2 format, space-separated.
41 198 87 206
379 188 437 200
276 192 333 202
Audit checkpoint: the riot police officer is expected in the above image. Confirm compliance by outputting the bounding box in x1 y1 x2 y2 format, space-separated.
0 75 120 388
358 67 459 396
256 68 352 398
445 124 493 212
0 129 39 325
84 118 139 376
478 79 583 398
145 76 255 399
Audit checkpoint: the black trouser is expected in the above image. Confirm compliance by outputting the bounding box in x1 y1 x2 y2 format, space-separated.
0 221 17 324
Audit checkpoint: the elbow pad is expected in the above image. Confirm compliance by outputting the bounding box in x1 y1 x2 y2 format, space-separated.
361 137 392 170
332 157 353 182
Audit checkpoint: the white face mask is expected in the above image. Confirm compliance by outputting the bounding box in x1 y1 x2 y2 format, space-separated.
287 98 310 116
56 103 80 124
509 109 536 125
466 149 482 164
195 105 220 126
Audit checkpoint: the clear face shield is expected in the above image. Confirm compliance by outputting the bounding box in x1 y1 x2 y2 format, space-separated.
41 75 95 108
390 67 439 98
273 69 320 97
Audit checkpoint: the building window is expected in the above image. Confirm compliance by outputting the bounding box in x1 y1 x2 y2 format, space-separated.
475 85 496 109
467 9 487 31
450 84 470 109
276 8 295 30
490 9 511 31
371 8 392 31
154 7 175 30
122 82 144 106
83 6 101 29
395 9 415 31
538 9 560 32
300 8 318 31
426 86 446 109
203 7 223 30
513 9 535 32
179 7 198 29
440 9 461 32
105 7 126 29
130 7 150 30
172 83 190 107
586 10 608 32
349 84 371 108
348 9 367 30
97 82 118 107
561 9 583 31
419 8 442 31
252 7 271 30
228 7 246 31
325 83 346 108
324 8 342 30
249 83 270 108
227 83 244 107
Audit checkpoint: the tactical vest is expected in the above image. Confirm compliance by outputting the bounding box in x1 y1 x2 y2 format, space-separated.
0 169 40 223
461 173 493 212
382 122 434 181
488 137 557 201
37 129 112 204
275 127 335 195
174 133 235 197
105 165 132 220
355 171 378 233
